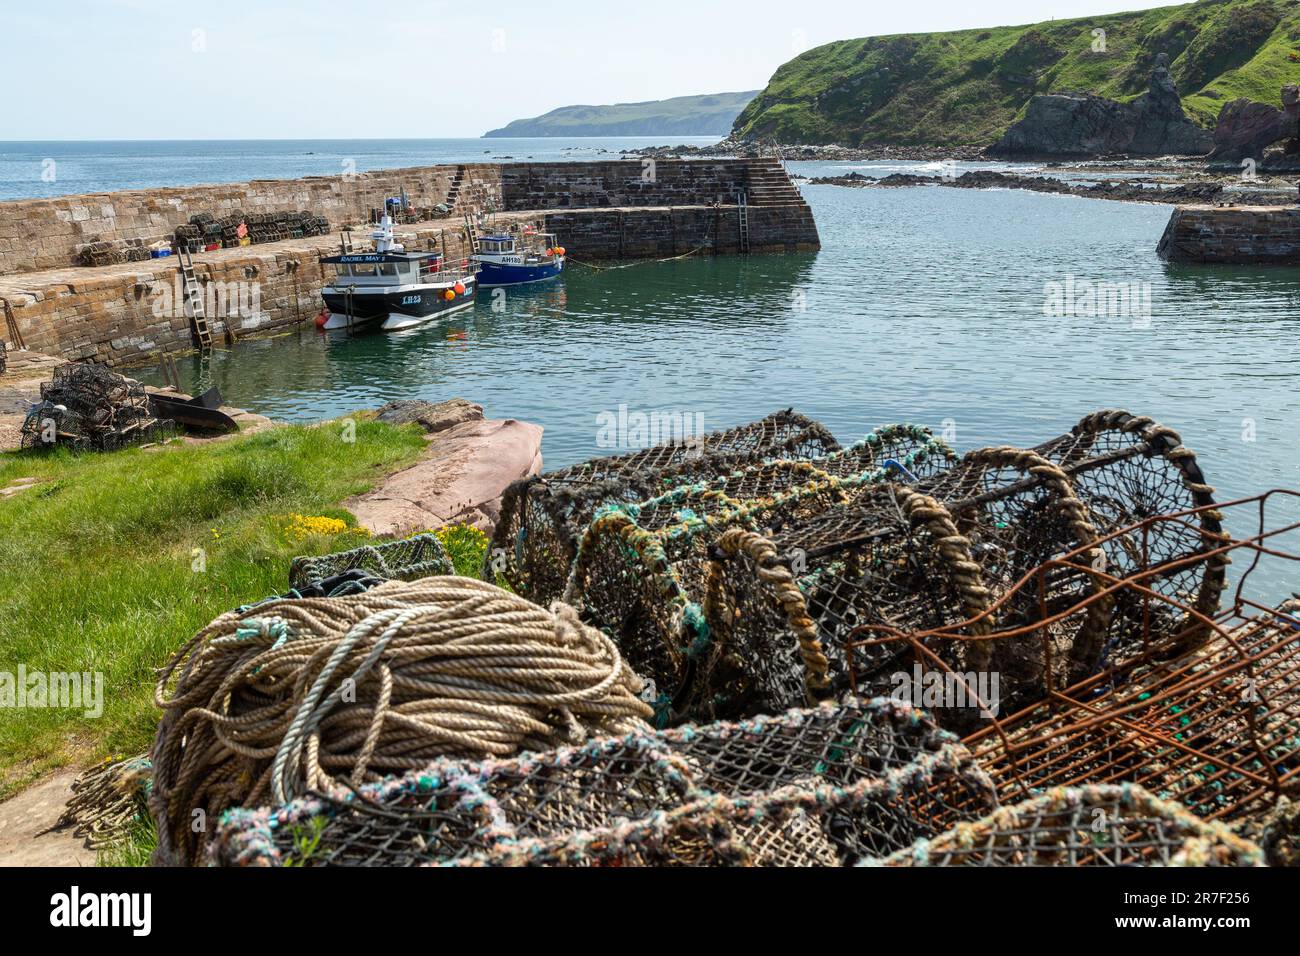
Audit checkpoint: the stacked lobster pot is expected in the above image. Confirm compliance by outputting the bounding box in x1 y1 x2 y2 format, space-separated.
558 423 959 723
213 698 1000 867
20 362 174 452
486 409 844 606
79 405 1276 868
535 410 1224 733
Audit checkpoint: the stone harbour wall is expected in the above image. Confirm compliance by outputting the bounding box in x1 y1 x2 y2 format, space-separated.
0 219 513 366
0 159 818 365
545 204 820 258
1157 205 1300 263
0 165 503 275
501 161 754 210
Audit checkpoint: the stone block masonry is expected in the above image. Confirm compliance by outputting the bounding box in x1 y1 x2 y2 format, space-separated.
544 204 819 258
0 159 818 365
0 165 503 276
1157 205 1300 264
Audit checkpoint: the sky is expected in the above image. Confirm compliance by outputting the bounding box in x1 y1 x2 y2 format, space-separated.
4 0 1192 140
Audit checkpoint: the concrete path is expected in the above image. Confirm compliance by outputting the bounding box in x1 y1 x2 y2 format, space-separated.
0 771 95 867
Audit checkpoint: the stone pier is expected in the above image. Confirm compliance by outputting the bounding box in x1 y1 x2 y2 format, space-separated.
0 158 819 366
1157 205 1300 264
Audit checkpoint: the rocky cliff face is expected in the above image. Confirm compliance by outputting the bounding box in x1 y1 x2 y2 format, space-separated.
991 55 1213 157
1207 85 1300 163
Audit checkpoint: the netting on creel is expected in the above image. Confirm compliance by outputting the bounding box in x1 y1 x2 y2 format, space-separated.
958 599 1300 826
789 447 1109 709
615 410 1221 732
20 362 175 452
561 428 958 723
211 697 998 867
149 577 652 866
484 409 842 604
287 534 452 592
1033 410 1226 669
864 784 1263 867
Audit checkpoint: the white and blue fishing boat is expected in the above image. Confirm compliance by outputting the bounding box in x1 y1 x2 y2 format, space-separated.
472 230 565 287
319 215 477 331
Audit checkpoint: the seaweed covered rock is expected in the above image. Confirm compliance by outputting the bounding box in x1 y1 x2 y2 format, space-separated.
374 398 483 433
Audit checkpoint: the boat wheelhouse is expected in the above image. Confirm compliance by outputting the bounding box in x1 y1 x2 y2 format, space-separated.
319 216 478 331
472 231 565 287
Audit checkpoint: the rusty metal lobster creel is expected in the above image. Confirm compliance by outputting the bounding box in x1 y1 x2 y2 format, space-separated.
865 784 1264 867
961 602 1300 826
211 698 999 867
483 409 841 604
702 447 1112 731
1034 409 1226 667
561 431 958 723
930 489 1300 830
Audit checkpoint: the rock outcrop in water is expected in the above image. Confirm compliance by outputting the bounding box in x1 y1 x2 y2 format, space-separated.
991 55 1212 158
810 169 1232 205
1207 85 1300 164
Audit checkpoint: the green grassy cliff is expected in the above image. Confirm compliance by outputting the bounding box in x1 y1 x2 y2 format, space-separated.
733 0 1300 146
485 91 759 137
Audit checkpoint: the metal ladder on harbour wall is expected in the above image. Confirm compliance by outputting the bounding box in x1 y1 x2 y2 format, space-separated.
463 213 481 255
737 190 751 254
177 247 213 350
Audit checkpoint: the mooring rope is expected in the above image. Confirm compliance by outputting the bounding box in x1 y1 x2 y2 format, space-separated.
565 245 708 272
150 576 653 866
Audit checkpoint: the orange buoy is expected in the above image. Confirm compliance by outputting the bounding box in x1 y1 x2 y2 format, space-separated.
443 289 456 301
314 310 329 329
453 281 466 295
556 246 566 256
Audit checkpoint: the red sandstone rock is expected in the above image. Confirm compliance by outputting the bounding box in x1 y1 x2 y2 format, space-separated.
346 417 544 535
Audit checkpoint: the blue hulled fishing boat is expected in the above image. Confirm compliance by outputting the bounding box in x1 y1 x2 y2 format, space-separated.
472 230 565 287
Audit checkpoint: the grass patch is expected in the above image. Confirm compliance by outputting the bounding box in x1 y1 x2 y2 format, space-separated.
735 0 1300 146
0 419 427 796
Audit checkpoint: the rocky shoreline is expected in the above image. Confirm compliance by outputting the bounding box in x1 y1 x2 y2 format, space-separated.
626 77 1300 204
624 138 989 163
802 169 1298 206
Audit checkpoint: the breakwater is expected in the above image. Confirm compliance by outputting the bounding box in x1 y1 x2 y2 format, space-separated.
1157 205 1300 264
0 159 818 365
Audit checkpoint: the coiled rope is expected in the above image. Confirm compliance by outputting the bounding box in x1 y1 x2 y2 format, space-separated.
150 577 653 866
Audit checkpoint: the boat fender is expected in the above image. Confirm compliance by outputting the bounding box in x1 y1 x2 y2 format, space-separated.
315 310 330 329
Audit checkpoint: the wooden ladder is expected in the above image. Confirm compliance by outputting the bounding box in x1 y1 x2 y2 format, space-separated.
177 247 213 350
737 190 751 254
